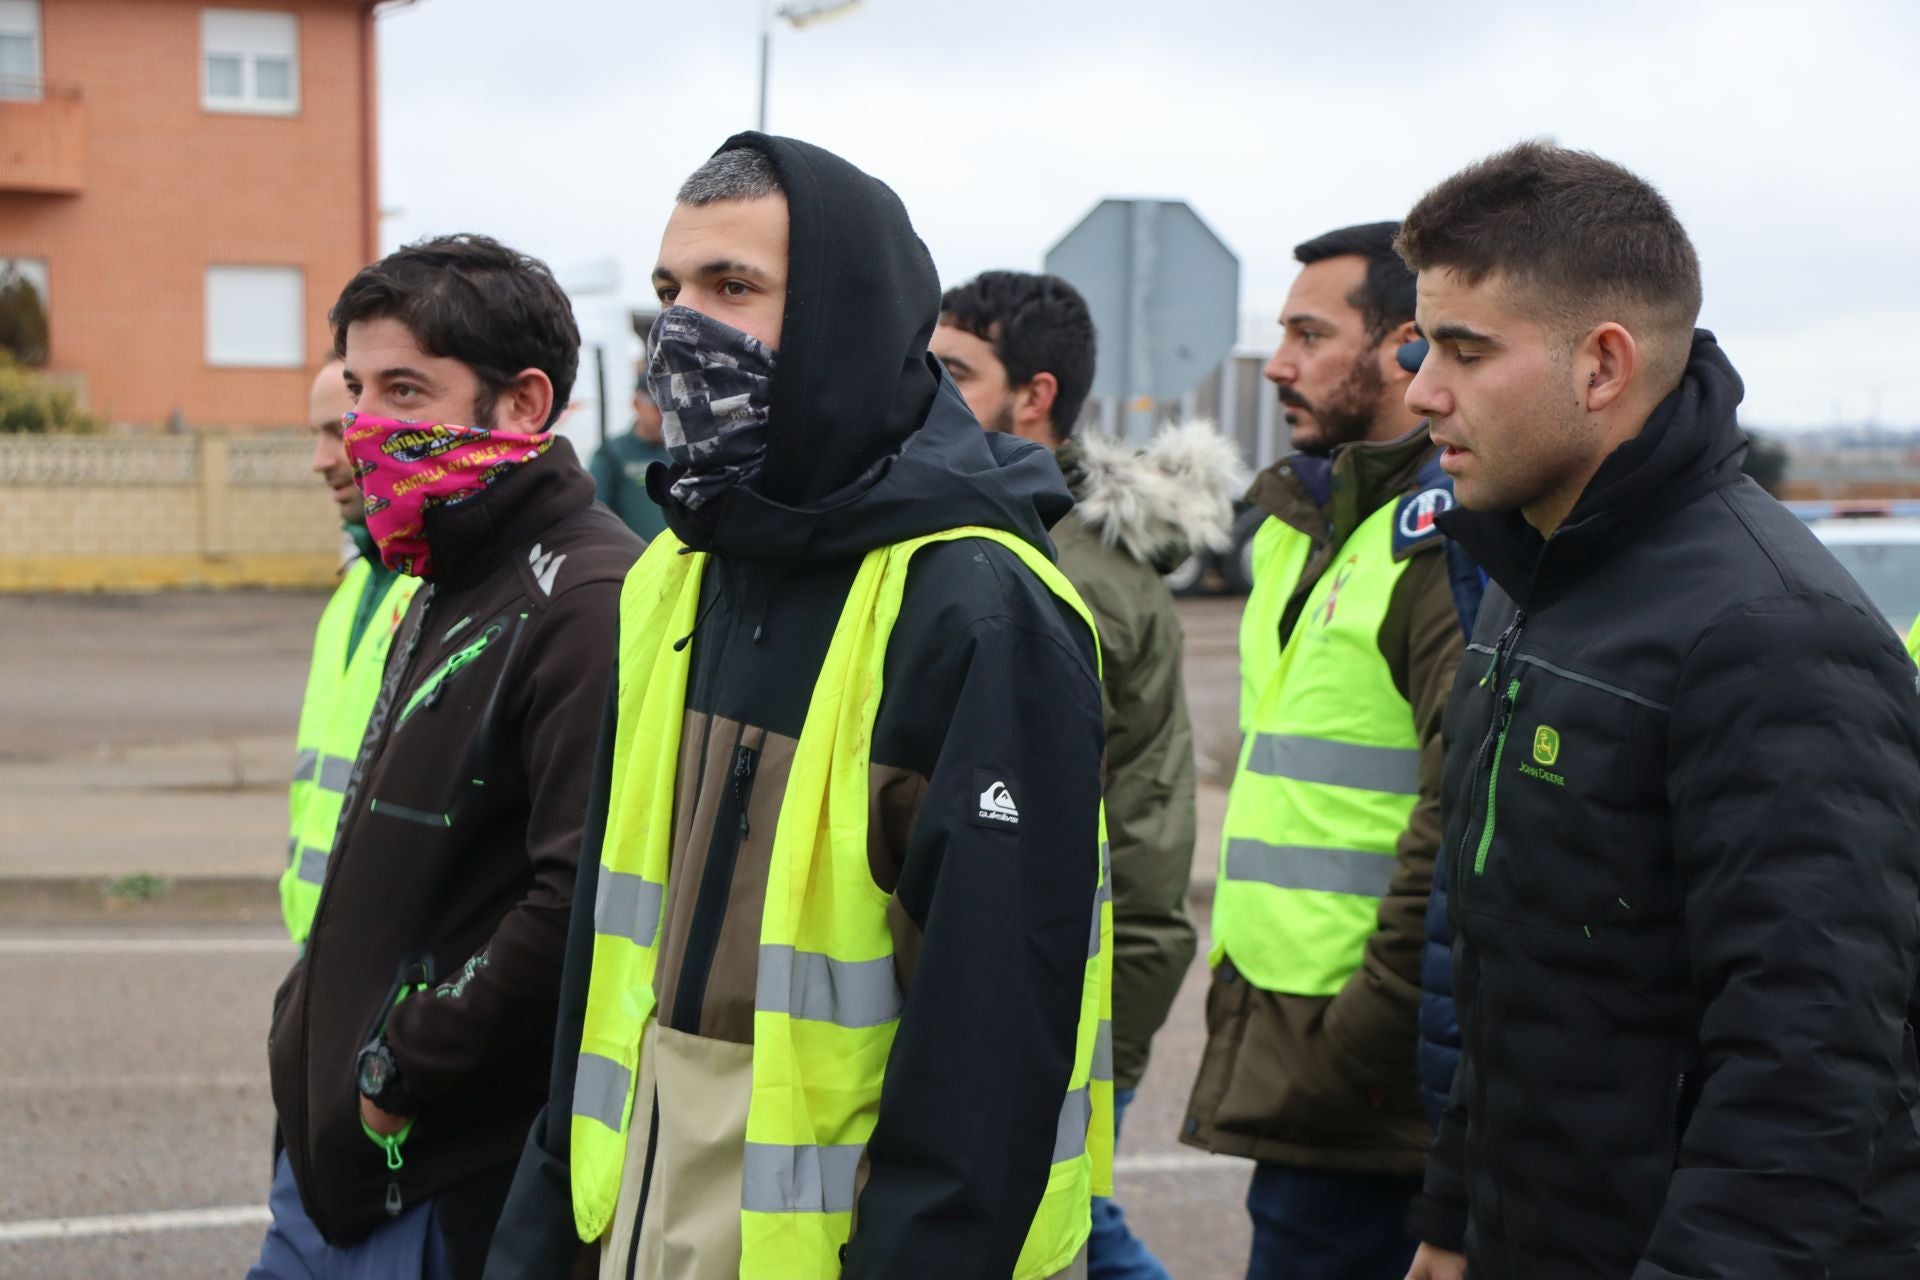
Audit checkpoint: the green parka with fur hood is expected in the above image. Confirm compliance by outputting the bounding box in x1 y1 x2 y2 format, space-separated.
1051 420 1245 1093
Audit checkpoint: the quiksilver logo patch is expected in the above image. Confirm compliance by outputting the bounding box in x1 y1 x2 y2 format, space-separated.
972 770 1021 828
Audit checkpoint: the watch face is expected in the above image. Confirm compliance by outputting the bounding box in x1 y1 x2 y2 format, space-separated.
359 1048 392 1097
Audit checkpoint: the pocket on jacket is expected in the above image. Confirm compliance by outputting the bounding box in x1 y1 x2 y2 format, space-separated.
1211 986 1382 1148
372 613 522 832
1183 961 1255 1145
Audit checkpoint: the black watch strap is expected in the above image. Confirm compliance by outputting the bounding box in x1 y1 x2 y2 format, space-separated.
356 1037 419 1116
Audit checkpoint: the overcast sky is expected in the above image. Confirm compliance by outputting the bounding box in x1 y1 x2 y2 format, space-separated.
376 0 1919 430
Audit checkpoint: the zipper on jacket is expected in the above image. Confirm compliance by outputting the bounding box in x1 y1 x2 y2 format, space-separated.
291 585 436 1241
1473 677 1522 875
1668 1071 1689 1169
1454 610 1527 893
359 1115 413 1216
668 732 761 1034
353 953 431 1218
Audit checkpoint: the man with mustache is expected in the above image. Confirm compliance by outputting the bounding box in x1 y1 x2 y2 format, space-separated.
1182 223 1480 1279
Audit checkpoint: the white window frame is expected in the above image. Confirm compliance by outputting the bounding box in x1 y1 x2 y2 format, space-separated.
0 0 42 101
205 265 305 368
200 8 299 116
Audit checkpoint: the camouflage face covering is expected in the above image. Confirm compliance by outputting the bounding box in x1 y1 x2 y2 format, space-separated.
646 305 776 510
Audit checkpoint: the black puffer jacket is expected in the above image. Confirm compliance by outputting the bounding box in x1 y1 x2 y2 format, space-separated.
1410 334 1920 1279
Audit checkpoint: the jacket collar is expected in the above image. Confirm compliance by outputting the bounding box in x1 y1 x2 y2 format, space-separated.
1249 421 1437 544
420 435 595 590
346 520 380 567
1436 331 1748 609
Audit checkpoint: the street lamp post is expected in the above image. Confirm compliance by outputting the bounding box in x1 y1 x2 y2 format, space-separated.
755 0 862 133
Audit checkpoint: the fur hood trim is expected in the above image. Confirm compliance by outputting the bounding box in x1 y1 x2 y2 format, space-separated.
1068 419 1248 565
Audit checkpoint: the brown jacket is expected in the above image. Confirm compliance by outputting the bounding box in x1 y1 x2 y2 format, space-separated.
1051 423 1245 1093
1182 423 1471 1176
267 440 642 1264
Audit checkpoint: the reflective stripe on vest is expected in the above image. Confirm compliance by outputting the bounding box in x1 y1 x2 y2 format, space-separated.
570 528 1113 1280
279 562 419 944
1213 505 1420 996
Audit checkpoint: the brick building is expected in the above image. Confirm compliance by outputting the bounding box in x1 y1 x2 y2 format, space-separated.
0 0 380 430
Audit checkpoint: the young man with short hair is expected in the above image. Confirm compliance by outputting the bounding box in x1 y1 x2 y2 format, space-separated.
489 138 1109 1280
1181 222 1479 1280
281 357 420 944
255 234 643 1280
1401 142 1920 1280
934 270 1242 1280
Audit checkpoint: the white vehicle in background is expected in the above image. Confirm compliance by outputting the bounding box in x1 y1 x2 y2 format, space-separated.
1804 511 1920 637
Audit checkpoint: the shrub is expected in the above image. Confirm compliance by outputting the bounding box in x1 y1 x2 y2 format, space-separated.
0 351 100 433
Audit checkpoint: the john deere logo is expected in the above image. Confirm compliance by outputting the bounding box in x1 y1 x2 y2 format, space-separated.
1532 725 1560 767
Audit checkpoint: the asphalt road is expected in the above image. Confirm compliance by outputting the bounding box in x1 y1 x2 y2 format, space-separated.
0 590 1257 1278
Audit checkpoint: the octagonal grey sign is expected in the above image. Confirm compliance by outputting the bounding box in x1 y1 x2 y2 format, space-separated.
1045 199 1239 438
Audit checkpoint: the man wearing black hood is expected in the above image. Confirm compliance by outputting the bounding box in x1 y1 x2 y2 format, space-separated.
486 137 1109 1280
1398 142 1920 1280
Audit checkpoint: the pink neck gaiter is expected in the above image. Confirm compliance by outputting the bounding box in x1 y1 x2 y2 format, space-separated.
341 413 554 578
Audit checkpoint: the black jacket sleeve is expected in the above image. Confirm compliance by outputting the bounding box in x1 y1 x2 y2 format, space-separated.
482 674 619 1280
1407 1045 1471 1252
842 561 1105 1279
1635 591 1920 1279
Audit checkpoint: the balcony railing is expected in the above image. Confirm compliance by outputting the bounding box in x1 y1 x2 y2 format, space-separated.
0 80 86 194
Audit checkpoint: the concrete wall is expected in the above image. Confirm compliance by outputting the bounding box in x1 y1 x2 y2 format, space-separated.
0 433 342 589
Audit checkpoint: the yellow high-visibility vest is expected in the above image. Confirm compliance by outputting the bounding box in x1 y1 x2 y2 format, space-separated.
281 559 418 942
570 527 1113 1279
1214 506 1419 995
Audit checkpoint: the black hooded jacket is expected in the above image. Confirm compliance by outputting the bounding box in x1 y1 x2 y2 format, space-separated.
486 135 1104 1280
1409 334 1920 1279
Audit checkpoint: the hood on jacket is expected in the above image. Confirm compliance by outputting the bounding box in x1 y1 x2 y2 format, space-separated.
1061 419 1248 567
1438 330 1747 605
653 132 1072 565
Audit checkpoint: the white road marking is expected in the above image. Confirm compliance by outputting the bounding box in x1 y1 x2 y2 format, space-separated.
0 1162 1240 1244
0 937 290 956
0 1073 261 1093
0 1205 271 1244
0 1153 1234 1247
1114 1152 1249 1176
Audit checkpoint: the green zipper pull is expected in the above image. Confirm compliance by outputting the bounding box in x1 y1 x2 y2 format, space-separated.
1473 677 1523 876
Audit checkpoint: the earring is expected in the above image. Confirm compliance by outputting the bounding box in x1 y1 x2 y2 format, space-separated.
1588 373 1599 388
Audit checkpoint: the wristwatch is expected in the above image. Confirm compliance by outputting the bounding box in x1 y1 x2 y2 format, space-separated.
356 1037 419 1116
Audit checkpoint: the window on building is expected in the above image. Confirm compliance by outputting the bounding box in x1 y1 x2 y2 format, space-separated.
201 9 298 115
0 0 41 102
0 256 50 365
206 266 304 367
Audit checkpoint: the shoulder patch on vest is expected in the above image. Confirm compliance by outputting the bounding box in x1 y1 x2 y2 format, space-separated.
1392 484 1456 560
